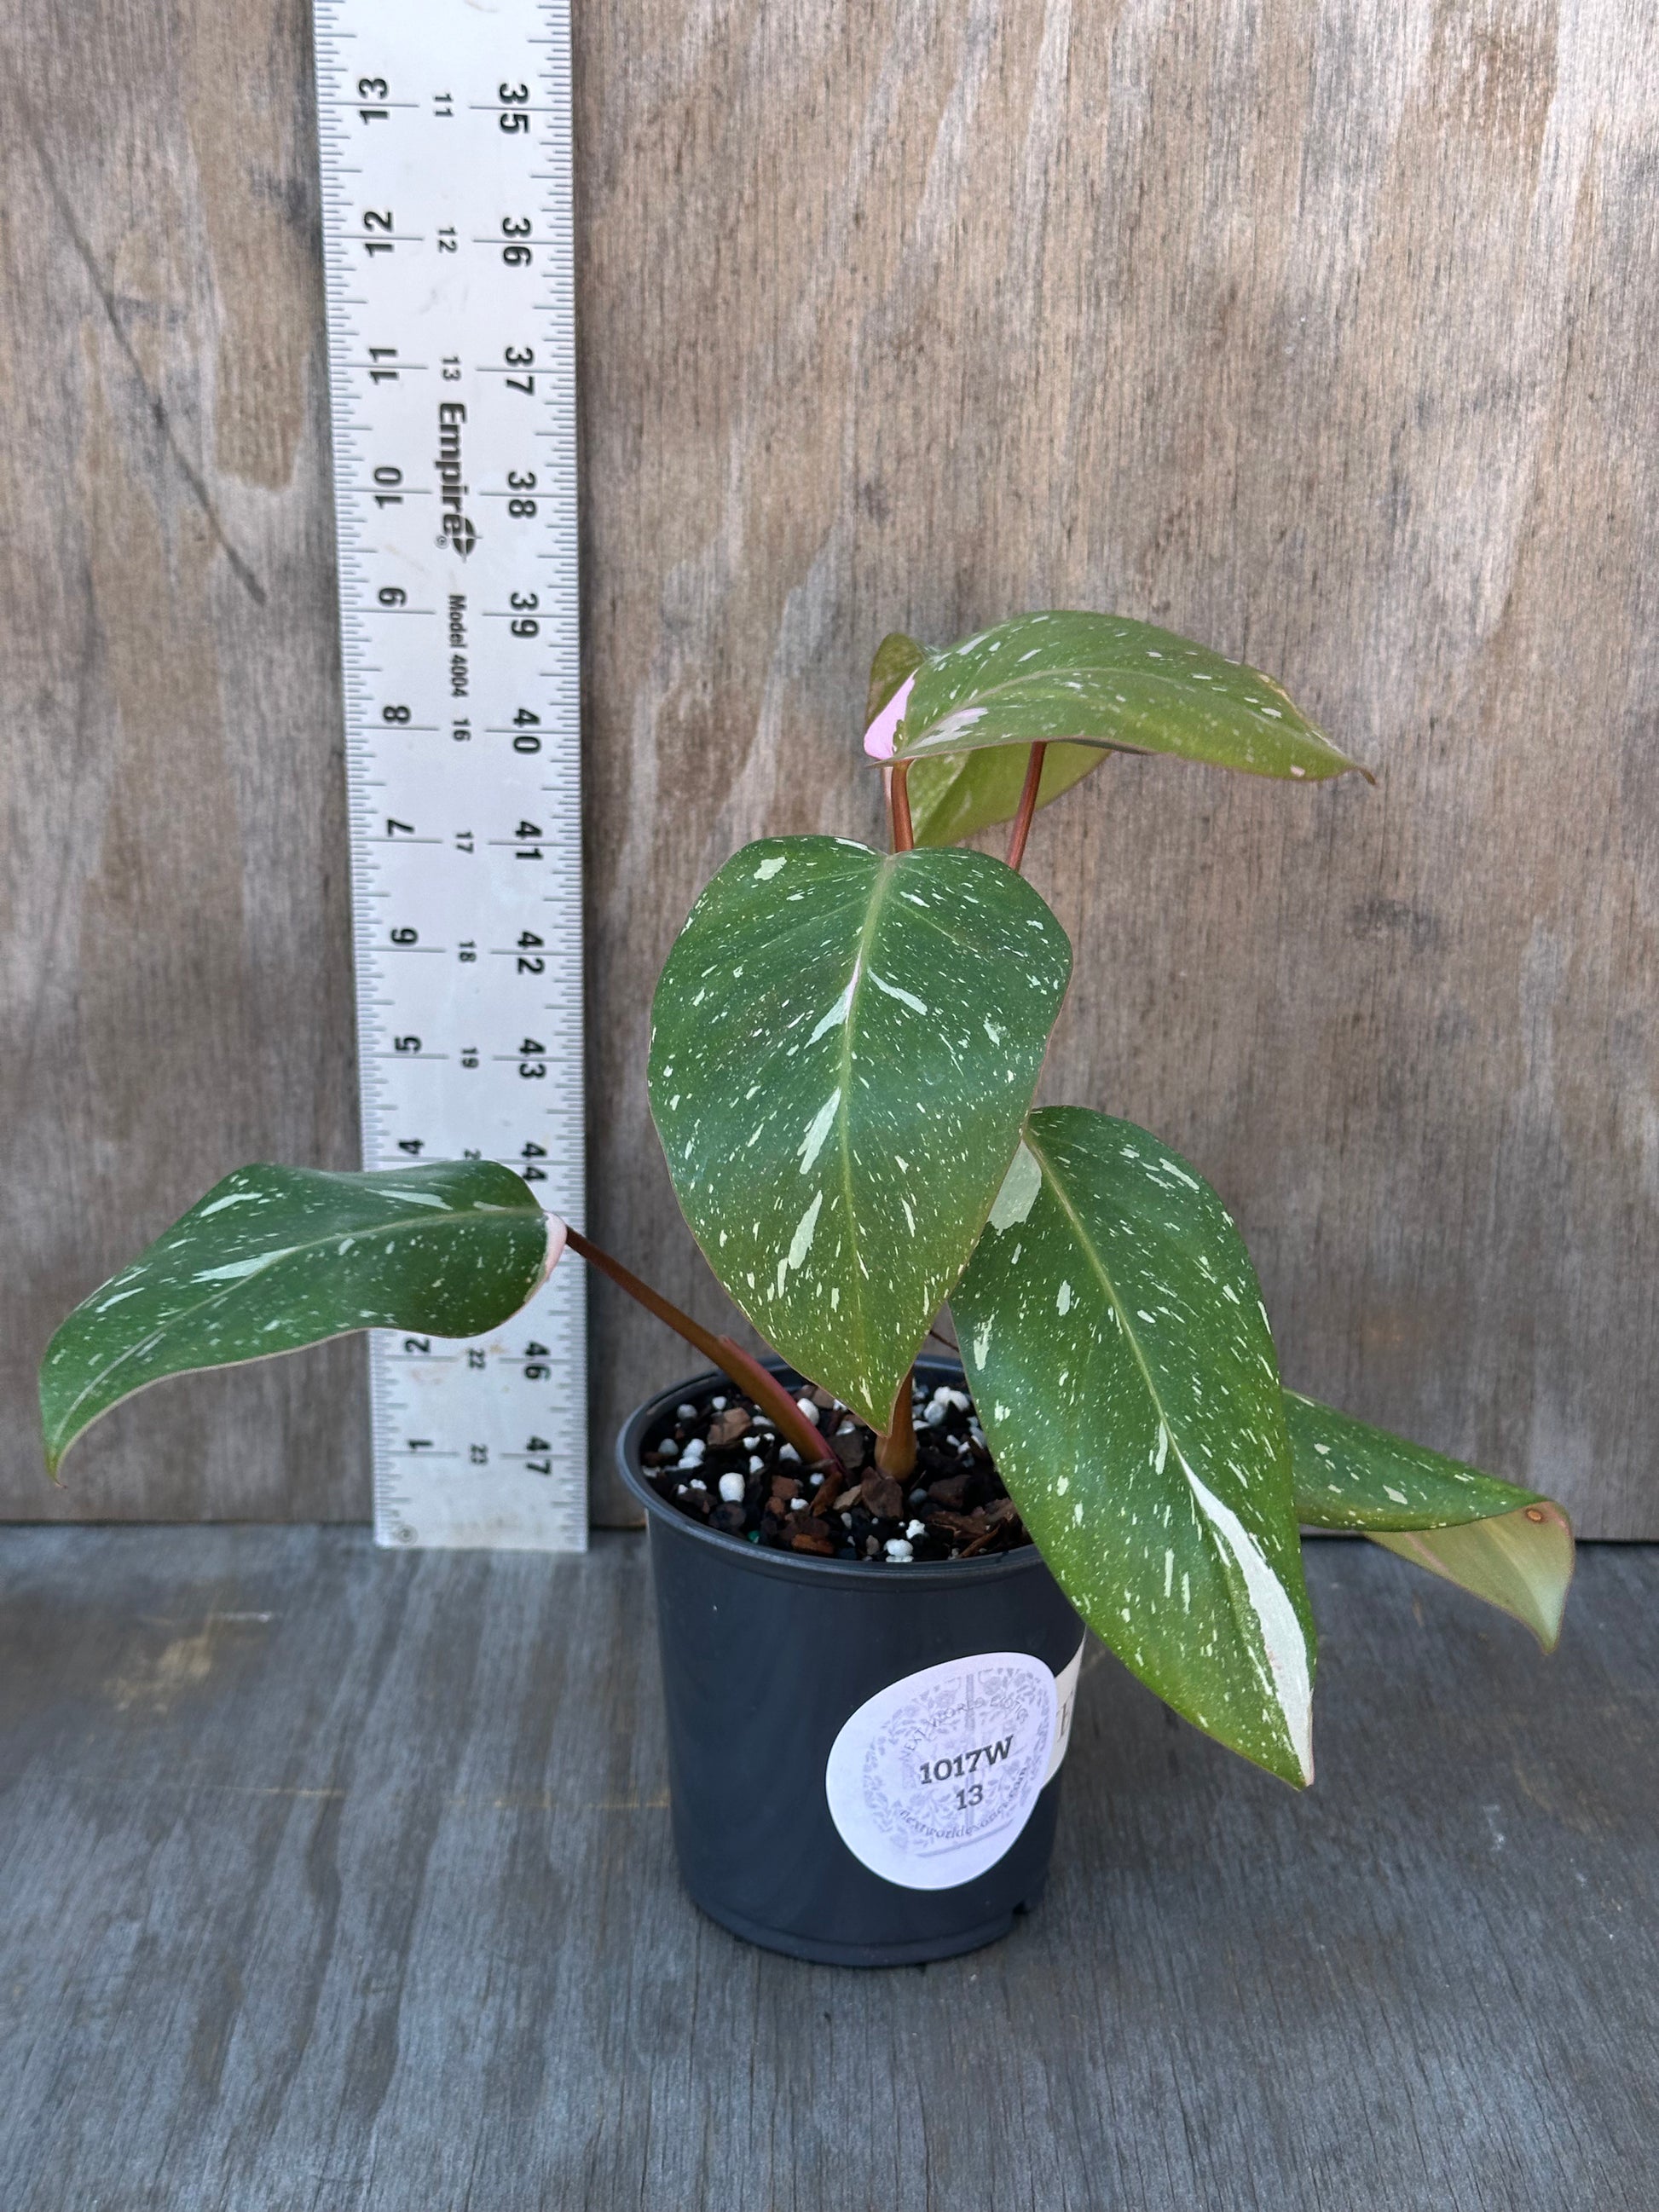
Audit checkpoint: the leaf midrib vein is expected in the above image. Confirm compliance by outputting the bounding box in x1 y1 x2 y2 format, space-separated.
1023 1123 1296 1734
1023 1125 1178 1449
831 857 905 1410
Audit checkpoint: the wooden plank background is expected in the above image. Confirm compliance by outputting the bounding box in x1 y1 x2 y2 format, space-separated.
3 0 1655 1533
4 1525 1658 2207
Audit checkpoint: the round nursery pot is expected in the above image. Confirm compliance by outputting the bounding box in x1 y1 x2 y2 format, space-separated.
617 1357 1085 1967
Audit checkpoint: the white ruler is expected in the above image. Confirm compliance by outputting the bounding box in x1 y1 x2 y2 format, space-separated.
314 0 587 1551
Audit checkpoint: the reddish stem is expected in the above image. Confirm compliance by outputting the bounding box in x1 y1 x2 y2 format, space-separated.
874 1368 917 1482
564 1227 833 1468
889 760 915 852
1005 742 1047 873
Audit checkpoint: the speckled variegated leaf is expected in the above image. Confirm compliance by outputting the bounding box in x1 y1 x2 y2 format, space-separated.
892 611 1363 783
1286 1390 1545 1530
864 639 1101 841
954 1109 1315 1787
865 635 1099 840
41 1161 558 1474
648 836 1072 1431
1286 1392 1573 1649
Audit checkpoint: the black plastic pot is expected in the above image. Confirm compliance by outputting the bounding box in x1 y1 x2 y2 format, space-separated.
617 1357 1085 1966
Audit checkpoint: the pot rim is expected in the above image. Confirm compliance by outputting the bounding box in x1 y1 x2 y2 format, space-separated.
616 1356 1053 1590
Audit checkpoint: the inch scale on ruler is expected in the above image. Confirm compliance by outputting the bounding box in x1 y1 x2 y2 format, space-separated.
314 0 586 1550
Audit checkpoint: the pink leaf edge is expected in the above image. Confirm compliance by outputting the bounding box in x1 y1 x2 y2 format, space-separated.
536 1210 569 1290
864 672 915 761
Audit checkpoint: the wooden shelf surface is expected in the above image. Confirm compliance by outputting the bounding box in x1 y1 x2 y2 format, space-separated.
2 1528 1655 2210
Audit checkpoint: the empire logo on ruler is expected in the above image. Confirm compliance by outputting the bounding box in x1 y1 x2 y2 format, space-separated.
314 0 586 1550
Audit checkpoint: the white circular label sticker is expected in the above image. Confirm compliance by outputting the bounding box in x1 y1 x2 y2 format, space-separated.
824 1649 1062 1891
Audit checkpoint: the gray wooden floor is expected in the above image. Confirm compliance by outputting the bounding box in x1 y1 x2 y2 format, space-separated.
1 1528 1654 2212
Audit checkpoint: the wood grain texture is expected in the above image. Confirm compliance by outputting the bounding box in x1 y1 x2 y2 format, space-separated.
581 0 1659 1533
2 1526 1656 2209
0 0 367 1519
3 1 1656 1529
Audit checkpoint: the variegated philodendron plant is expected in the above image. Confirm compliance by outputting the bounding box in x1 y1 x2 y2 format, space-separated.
41 611 1573 1788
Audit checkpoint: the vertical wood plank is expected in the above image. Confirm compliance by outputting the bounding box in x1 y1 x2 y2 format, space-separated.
0 0 367 1518
575 0 1659 1533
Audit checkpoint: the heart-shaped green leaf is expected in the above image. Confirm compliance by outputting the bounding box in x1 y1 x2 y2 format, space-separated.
910 743 1105 846
1286 1390 1573 1649
893 611 1365 783
40 1160 558 1475
954 1108 1315 1787
648 837 1072 1431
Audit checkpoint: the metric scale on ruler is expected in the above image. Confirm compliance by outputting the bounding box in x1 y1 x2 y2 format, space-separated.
314 0 586 1550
